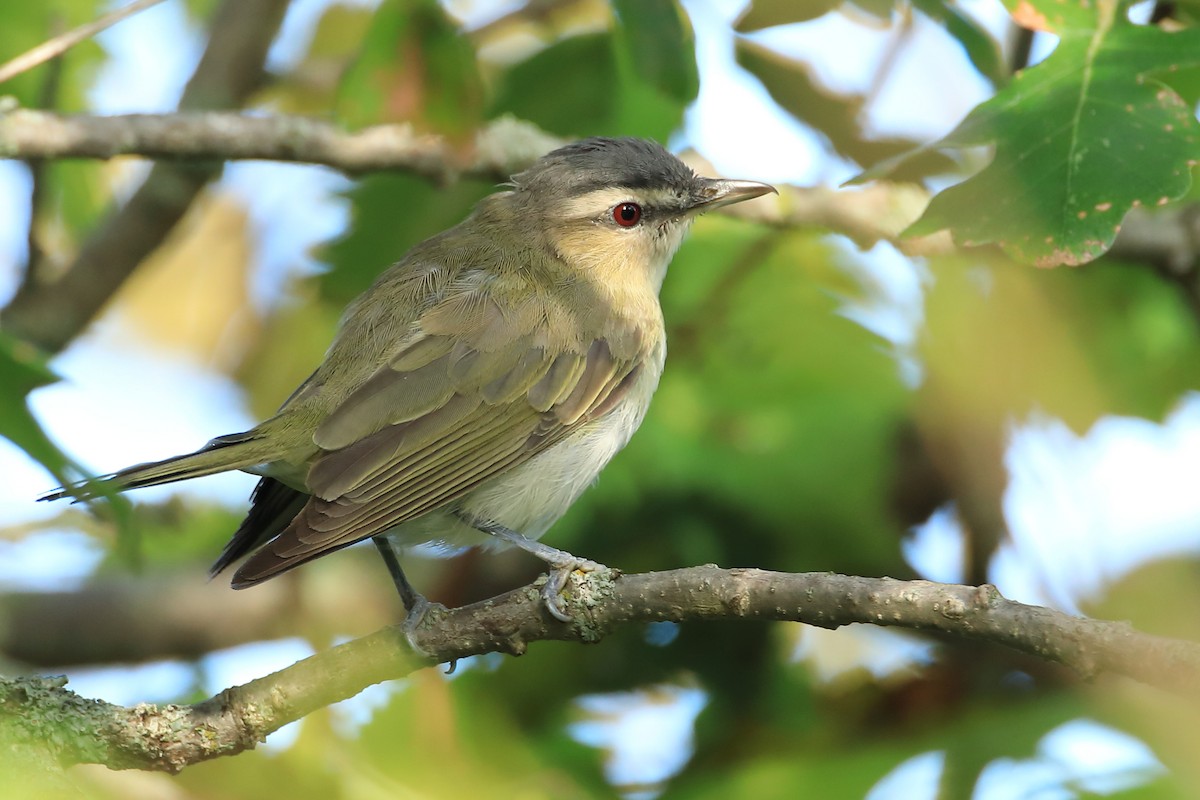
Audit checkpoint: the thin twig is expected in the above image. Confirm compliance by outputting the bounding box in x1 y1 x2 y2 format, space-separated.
0 0 168 86
19 14 67 293
864 5 913 110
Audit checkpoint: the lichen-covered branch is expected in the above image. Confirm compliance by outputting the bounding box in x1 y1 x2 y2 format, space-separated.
2 566 1197 774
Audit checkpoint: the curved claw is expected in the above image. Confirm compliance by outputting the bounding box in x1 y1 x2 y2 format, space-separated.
541 568 574 622
540 558 604 623
461 517 609 624
401 595 447 661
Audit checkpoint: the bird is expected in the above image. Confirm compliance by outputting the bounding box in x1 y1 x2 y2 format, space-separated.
45 137 775 626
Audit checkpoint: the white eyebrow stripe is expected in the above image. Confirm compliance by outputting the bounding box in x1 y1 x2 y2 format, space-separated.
562 187 685 219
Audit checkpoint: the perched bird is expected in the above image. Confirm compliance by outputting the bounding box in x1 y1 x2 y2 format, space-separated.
46 137 774 623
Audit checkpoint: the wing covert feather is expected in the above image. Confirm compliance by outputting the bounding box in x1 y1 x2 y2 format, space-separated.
231 276 655 587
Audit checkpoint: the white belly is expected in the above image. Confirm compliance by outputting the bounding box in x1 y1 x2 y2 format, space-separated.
387 355 662 552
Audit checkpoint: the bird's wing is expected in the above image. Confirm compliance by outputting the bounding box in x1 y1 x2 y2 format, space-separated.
210 477 308 577
230 273 651 586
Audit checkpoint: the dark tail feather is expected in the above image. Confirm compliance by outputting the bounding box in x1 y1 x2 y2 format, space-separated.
41 430 267 502
210 477 308 578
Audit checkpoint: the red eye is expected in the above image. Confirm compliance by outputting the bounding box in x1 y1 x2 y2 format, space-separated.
613 202 642 227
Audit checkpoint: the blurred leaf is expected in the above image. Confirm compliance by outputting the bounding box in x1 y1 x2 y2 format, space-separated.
1090 558 1200 642
734 0 843 31
848 0 900 19
37 160 108 260
862 15 1200 266
910 0 1007 86
675 686 1087 798
919 255 1200 434
262 3 375 114
490 25 689 141
351 669 600 799
0 1 106 111
1002 0 1098 32
235 293 341 420
93 499 248 573
0 3 59 104
489 33 618 137
0 332 144 564
612 0 698 103
337 0 483 137
304 2 372 60
115 194 258 367
0 332 74 483
609 60 692 141
320 172 493 304
177 712 342 800
1068 260 1200 420
736 40 955 177
8 2 113 258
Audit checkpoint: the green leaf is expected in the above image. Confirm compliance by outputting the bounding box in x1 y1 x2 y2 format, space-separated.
489 29 689 141
0 332 141 565
44 159 108 244
489 34 617 137
612 0 699 102
320 172 493 303
1002 0 1099 33
0 332 75 484
337 0 483 136
734 0 843 31
867 9 1200 266
263 3 374 115
920 253 1200 431
489 33 619 137
0 1 107 111
848 0 899 20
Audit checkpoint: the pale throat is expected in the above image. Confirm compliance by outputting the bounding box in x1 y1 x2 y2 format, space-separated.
552 186 696 297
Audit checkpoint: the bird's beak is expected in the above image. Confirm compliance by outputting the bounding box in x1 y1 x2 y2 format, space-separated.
689 178 777 213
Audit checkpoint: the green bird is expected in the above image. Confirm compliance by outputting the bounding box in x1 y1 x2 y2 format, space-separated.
46 137 774 625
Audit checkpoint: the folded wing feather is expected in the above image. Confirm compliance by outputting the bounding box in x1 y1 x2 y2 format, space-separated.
230 279 647 587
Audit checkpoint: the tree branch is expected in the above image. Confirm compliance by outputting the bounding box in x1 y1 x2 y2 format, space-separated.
0 109 564 181
5 105 1200 338
0 107 949 249
0 0 289 354
3 566 1198 773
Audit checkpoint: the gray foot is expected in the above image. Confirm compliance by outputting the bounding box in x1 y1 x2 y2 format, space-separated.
400 593 448 662
469 519 606 622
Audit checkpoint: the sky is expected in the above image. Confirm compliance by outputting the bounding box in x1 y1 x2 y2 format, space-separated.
0 0 1194 795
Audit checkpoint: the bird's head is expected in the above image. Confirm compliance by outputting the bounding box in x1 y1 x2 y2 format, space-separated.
505 138 775 289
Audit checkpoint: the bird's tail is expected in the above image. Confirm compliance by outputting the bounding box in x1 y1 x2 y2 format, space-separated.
41 430 274 502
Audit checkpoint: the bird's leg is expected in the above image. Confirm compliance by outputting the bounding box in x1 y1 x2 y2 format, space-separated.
373 536 423 611
372 537 444 661
468 519 606 623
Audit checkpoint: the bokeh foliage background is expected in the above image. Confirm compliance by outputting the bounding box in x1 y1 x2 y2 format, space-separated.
2 0 1200 797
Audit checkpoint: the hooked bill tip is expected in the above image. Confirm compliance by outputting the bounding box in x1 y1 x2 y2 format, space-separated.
692 178 777 211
